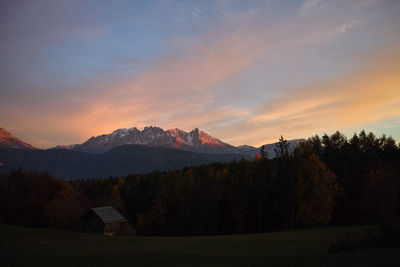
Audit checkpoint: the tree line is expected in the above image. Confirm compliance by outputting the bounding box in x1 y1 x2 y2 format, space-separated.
1 130 399 235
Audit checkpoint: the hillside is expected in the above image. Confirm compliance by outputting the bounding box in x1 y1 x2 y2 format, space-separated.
0 145 249 180
1 224 399 267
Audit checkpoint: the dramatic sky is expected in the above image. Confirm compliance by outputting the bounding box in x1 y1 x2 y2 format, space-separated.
1 0 399 148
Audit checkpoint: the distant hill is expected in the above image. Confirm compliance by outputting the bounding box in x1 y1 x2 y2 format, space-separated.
237 139 306 158
0 144 249 180
0 128 36 150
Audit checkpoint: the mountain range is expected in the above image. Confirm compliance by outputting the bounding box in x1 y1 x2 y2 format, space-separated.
0 126 304 179
51 126 304 156
61 126 238 154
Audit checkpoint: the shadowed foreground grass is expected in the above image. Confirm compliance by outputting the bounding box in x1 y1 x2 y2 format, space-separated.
1 224 400 266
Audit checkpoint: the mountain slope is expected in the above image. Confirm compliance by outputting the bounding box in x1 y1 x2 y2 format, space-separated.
0 145 249 180
0 128 36 150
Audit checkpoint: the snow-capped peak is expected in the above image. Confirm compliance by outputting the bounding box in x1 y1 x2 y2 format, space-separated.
74 126 232 153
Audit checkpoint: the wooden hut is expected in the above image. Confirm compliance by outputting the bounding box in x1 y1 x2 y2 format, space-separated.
81 206 129 235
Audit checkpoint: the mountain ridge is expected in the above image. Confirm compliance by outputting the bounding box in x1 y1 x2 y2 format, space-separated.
70 126 237 154
0 126 305 179
0 126 305 157
65 126 304 156
0 128 36 150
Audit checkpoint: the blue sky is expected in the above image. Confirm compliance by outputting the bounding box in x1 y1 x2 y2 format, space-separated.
0 0 399 147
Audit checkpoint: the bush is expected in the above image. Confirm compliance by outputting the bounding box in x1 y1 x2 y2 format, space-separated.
330 224 400 252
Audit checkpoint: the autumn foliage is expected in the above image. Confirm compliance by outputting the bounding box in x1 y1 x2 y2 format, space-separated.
296 153 341 226
0 169 85 227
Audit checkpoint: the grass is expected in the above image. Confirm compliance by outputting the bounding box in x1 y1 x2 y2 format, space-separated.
1 224 400 266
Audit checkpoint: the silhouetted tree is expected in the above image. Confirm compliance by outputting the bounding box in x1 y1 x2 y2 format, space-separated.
260 145 268 160
274 135 289 158
360 168 400 226
109 184 124 212
296 153 341 226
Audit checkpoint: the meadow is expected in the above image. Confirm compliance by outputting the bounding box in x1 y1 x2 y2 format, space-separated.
1 224 400 267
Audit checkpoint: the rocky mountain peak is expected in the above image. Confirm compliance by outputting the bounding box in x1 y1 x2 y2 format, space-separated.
72 126 231 153
0 127 36 150
0 128 13 138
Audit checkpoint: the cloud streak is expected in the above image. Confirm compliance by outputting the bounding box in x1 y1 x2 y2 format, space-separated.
212 44 400 146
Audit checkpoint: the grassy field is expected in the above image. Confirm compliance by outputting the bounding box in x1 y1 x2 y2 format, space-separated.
1 224 400 266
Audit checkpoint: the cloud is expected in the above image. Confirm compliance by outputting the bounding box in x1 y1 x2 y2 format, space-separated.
327 21 359 38
1 0 399 147
211 44 400 146
300 0 328 15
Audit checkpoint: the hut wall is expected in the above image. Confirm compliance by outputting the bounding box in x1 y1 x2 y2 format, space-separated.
104 222 121 235
82 213 105 233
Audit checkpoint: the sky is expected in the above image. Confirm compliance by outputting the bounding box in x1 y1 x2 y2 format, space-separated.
0 0 399 148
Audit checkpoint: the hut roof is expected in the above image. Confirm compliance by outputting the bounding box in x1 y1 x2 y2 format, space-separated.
90 206 127 223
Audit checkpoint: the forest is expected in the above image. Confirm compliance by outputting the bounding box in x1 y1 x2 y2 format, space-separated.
0 130 399 237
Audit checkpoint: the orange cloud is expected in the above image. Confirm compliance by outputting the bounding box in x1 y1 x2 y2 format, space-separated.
212 44 400 146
